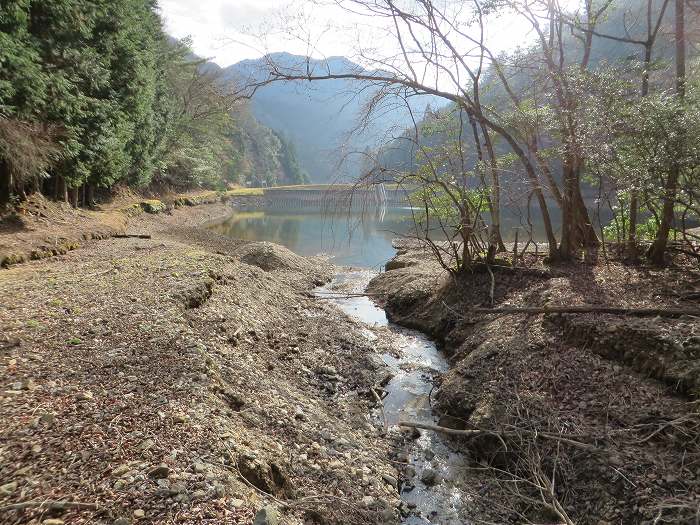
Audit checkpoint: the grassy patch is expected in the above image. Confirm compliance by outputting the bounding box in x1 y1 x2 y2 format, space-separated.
224 187 265 197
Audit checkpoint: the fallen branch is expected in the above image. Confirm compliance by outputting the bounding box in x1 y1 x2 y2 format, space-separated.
1 500 99 513
371 388 388 433
398 421 598 452
113 234 151 239
464 305 700 318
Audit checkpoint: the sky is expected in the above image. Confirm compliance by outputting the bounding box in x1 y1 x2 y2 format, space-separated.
157 0 582 69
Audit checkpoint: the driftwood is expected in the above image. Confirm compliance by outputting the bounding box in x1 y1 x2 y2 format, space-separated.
465 305 700 318
0 500 99 512
113 233 151 239
398 421 597 452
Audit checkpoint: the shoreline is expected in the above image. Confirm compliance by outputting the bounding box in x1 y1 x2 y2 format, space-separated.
0 200 405 525
368 243 700 524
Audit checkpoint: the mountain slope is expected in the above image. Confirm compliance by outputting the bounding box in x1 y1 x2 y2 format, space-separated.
223 52 443 183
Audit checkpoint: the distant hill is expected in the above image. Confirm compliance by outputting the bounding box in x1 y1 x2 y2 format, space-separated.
221 52 444 183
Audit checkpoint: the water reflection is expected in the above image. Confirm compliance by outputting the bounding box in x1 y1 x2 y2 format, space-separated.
209 207 415 268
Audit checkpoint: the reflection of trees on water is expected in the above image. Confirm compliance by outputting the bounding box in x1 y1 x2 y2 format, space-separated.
209 208 417 267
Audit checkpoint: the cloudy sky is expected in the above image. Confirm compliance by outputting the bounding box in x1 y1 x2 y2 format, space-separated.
157 0 576 68
158 0 362 65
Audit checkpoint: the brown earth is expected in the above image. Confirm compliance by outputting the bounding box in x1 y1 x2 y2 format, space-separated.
1 200 403 525
369 241 700 524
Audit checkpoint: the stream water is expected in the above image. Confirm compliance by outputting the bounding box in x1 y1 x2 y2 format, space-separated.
210 207 469 524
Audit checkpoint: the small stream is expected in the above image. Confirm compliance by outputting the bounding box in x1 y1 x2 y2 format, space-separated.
210 207 469 523
315 270 467 525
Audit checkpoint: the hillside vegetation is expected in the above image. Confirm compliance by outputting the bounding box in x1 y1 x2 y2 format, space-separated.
0 1 308 208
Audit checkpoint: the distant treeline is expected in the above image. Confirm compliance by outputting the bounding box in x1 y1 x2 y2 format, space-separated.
0 0 307 207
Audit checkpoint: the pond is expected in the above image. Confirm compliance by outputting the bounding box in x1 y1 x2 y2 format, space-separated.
207 205 569 267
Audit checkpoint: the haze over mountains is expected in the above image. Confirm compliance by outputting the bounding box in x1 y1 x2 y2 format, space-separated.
215 52 443 183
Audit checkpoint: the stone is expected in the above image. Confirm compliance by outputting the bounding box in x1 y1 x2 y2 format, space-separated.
40 412 56 425
133 509 145 519
230 498 245 508
0 481 18 495
148 465 170 479
362 496 375 508
42 520 65 525
77 391 94 400
420 468 440 486
113 519 130 525
253 505 281 525
382 474 397 487
193 462 207 473
112 464 131 476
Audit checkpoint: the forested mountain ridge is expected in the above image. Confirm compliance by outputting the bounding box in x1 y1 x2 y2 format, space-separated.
223 52 444 182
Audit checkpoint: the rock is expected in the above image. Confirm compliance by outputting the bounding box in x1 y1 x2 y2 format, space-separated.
42 520 65 525
148 465 170 479
114 479 127 490
193 462 207 473
253 505 282 525
318 364 337 376
133 509 145 519
139 438 155 451
230 498 245 508
113 519 130 525
77 391 94 400
39 412 56 425
382 474 397 488
421 468 440 486
424 449 435 461
112 464 131 476
0 481 18 495
362 496 375 508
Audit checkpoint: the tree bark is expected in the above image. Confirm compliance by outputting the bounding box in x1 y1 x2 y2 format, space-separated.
86 184 95 207
649 0 685 265
68 187 78 208
55 176 68 202
0 158 11 206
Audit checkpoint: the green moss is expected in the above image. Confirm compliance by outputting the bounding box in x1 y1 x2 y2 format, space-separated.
140 199 166 214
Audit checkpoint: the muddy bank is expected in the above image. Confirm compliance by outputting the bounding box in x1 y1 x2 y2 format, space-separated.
368 243 700 524
1 204 403 525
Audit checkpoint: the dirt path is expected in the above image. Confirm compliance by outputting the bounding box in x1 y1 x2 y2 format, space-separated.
1 203 402 525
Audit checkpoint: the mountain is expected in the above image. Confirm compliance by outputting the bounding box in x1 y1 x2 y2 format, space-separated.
222 52 444 183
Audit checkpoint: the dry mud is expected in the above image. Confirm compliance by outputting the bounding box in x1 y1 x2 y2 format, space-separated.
369 242 700 524
1 204 403 525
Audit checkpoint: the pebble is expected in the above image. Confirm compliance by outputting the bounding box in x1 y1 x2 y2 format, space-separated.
148 465 170 479
42 520 64 525
0 481 18 495
133 509 145 519
420 468 440 486
253 505 281 525
113 519 130 525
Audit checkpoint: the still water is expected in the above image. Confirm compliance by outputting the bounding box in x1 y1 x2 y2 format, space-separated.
208 207 415 268
207 205 565 267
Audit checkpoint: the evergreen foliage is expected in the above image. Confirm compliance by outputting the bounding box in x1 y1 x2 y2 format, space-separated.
0 0 304 205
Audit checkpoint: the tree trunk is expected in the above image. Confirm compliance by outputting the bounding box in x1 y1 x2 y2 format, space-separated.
68 187 78 208
480 123 506 251
55 176 68 202
627 44 654 258
86 184 95 207
648 0 685 265
0 158 11 206
478 115 559 258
